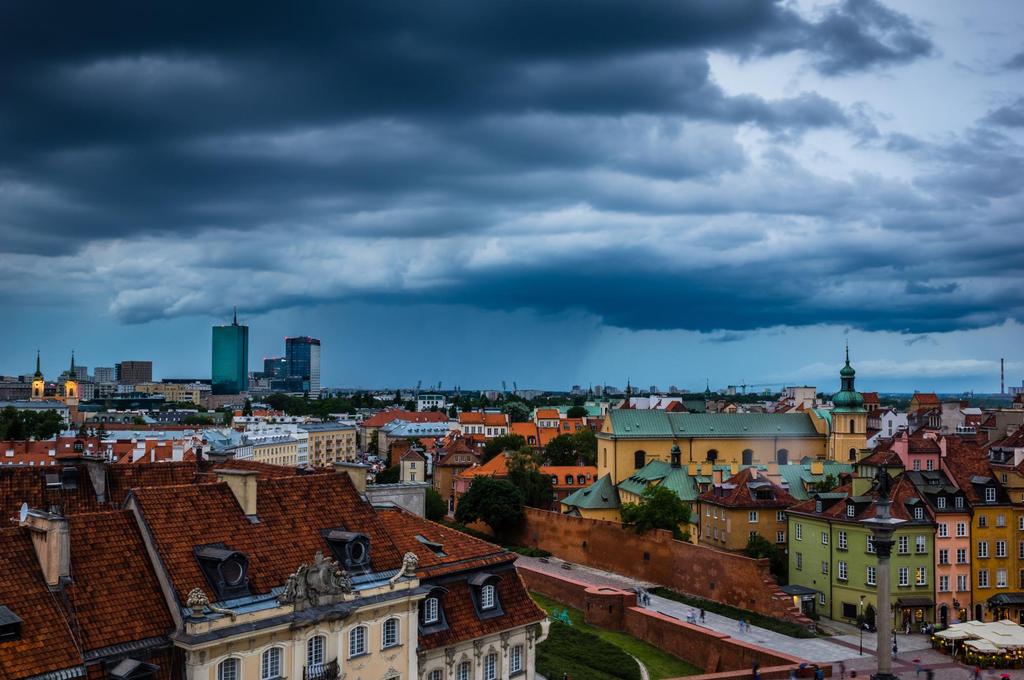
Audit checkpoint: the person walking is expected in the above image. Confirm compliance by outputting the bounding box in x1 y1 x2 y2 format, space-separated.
700 608 706 624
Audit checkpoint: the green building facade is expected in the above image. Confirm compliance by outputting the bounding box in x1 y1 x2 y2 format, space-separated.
788 476 936 626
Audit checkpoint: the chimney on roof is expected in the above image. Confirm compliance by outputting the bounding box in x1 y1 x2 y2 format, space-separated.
214 469 258 518
335 461 368 494
810 460 825 476
21 509 70 588
79 459 107 503
712 469 723 485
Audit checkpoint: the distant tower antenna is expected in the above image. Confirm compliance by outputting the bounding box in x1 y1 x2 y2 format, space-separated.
233 305 238 325
1002 357 1005 395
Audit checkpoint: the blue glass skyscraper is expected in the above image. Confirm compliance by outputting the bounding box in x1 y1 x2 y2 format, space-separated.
212 309 249 394
285 336 321 395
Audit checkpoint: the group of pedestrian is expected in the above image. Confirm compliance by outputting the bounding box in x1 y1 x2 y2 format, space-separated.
636 588 651 606
738 617 750 633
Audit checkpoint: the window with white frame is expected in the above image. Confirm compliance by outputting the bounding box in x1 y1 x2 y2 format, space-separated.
795 523 802 540
997 540 1007 558
986 487 997 502
349 625 367 657
938 523 948 537
866 565 876 586
979 569 990 588
511 645 523 674
937 497 946 509
955 496 964 509
382 618 400 648
424 596 440 624
484 652 498 680
916 535 927 554
815 501 822 513
307 635 325 672
979 541 989 558
749 511 759 523
898 567 909 586
926 460 934 471
838 560 847 581
481 584 496 610
777 511 786 522
818 592 825 605
913 460 921 471
846 504 855 518
898 535 909 554
957 548 968 564
958 574 969 591
916 566 927 586
980 516 988 527
939 549 949 564
458 662 471 680
428 670 443 680
821 560 829 575
821 531 829 545
261 648 282 680
914 507 924 520
776 531 786 543
218 659 239 680
997 569 1008 588
998 514 1007 528
939 575 949 592
796 552 802 570
867 535 876 553
838 530 847 549
957 522 967 537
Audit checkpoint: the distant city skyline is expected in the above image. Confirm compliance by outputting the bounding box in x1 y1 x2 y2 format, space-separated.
1 1 1021 393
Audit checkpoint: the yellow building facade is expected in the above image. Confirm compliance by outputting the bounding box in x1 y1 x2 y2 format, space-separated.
302 423 358 467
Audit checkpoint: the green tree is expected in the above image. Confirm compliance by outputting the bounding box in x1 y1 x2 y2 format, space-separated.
501 401 531 423
812 473 839 493
619 485 692 541
374 466 400 484
482 434 527 463
745 533 788 585
507 447 555 509
544 430 597 466
455 476 524 536
425 488 447 522
566 405 588 419
242 398 253 416
572 429 597 466
182 414 215 426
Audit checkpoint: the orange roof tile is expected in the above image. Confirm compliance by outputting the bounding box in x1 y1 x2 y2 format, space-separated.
362 409 448 428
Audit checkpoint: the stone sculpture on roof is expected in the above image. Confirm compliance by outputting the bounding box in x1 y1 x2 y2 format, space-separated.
278 551 354 609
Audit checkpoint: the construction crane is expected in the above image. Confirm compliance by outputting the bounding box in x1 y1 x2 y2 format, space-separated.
737 381 789 394
502 380 507 393
513 381 518 394
415 380 421 399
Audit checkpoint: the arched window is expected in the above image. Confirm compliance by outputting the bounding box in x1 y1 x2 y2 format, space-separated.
776 449 789 465
382 617 400 648
565 475 573 485
428 671 444 680
458 661 471 680
349 625 367 657
742 449 753 466
634 450 646 469
218 659 239 680
481 584 497 610
261 648 282 680
307 634 325 672
706 449 718 463
848 447 857 462
849 418 855 433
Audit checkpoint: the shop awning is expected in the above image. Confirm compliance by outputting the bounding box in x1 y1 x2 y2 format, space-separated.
895 597 934 607
987 593 1024 607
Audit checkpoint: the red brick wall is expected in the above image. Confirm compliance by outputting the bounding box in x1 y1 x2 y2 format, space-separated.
520 564 830 677
513 508 808 623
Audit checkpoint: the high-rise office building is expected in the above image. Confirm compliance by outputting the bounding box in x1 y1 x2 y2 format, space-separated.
263 356 287 378
93 367 115 383
212 309 249 395
115 360 153 384
285 336 321 395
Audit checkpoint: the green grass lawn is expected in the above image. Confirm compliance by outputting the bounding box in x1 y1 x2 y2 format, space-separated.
531 592 702 679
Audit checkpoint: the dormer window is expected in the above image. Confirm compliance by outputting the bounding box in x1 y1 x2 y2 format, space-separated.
937 497 946 509
468 573 504 619
985 487 996 503
322 529 371 571
955 496 964 509
846 504 855 518
481 584 496 609
424 596 439 623
914 507 924 520
0 606 23 642
193 544 251 601
815 501 822 513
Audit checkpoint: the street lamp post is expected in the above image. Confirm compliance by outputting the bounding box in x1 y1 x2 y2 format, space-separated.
859 595 865 655
863 469 905 680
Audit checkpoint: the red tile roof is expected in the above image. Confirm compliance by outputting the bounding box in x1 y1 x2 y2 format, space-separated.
789 476 929 522
65 511 174 652
699 468 796 508
459 412 509 427
0 527 83 679
0 465 103 519
535 409 560 420
376 508 511 578
130 473 403 603
362 409 448 428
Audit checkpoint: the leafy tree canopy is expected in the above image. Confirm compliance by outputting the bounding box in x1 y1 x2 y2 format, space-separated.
507 447 554 509
619 484 691 541
425 488 447 522
544 429 597 466
455 476 524 535
374 466 400 484
566 405 588 418
745 533 788 585
501 401 531 423
482 434 527 463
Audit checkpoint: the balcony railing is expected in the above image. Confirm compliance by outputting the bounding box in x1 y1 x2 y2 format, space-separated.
303 660 340 680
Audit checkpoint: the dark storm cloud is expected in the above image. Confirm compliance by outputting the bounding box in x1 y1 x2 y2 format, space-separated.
985 97 1024 127
1004 49 1024 71
5 0 1015 339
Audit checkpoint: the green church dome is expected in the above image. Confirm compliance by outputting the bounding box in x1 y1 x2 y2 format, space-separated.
832 345 864 411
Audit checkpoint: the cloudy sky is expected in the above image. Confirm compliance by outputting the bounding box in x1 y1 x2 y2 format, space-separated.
1 0 1022 393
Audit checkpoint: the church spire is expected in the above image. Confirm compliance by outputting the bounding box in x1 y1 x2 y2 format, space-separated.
69 350 76 374
34 350 42 378
233 305 238 326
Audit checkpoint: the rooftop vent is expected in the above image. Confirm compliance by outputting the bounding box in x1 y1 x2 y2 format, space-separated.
321 528 371 571
106 658 160 680
193 544 251 601
0 605 23 642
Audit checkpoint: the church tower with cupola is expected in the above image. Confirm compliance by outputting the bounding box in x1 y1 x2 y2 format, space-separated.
30 351 45 401
63 352 79 406
830 344 868 462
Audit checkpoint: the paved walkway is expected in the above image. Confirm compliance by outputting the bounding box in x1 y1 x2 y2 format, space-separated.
518 556 947 672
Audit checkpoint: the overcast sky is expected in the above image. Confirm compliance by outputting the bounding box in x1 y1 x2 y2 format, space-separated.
1 0 1022 393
